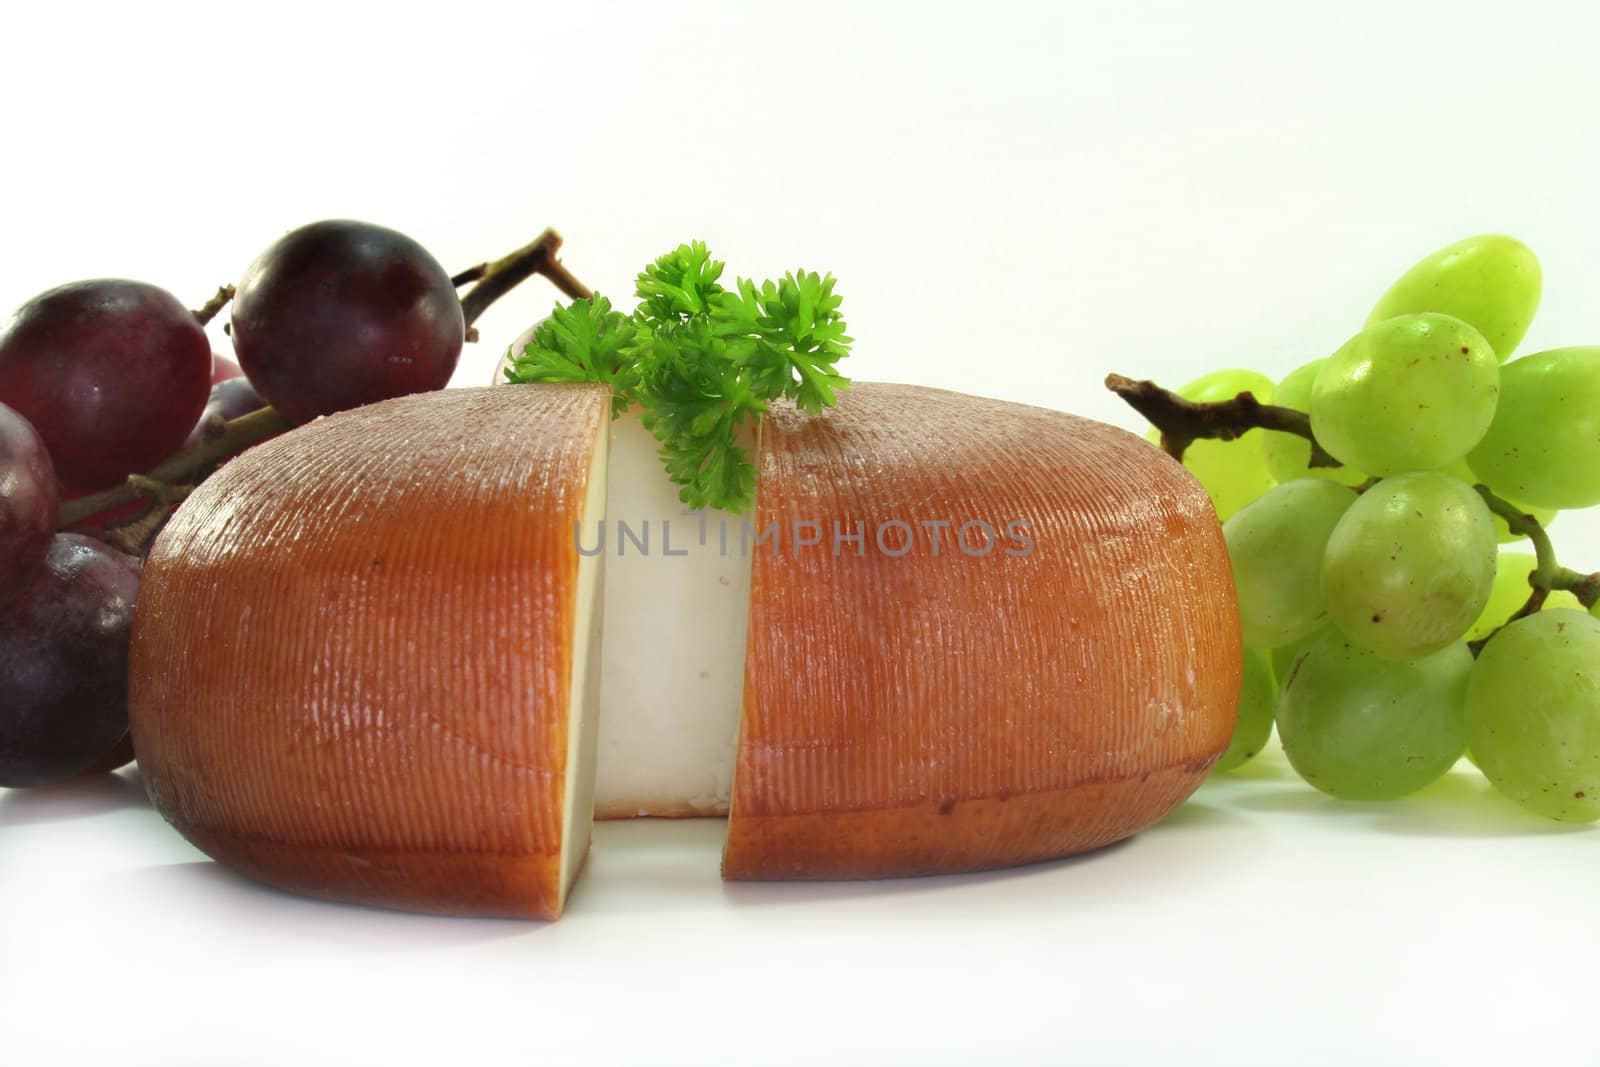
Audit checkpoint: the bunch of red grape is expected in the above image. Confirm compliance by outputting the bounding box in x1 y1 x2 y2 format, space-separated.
0 220 465 788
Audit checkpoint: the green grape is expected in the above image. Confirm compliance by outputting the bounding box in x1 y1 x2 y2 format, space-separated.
1146 368 1276 521
1442 459 1556 543
1277 630 1471 800
1321 471 1496 660
1270 624 1327 683
1466 347 1600 509
1216 649 1276 772
1224 479 1355 648
1466 610 1600 822
1366 233 1542 362
1310 314 1499 476
1259 358 1367 487
1464 550 1583 642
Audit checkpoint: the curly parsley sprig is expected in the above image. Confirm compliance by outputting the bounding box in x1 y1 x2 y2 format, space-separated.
636 240 728 325
502 241 853 513
503 294 640 416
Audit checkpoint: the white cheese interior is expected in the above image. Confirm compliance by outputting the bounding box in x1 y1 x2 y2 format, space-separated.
498 323 754 824
593 413 754 818
558 420 608 902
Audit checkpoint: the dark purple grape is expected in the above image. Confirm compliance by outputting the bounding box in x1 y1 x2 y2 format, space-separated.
0 280 212 490
0 534 140 787
0 402 57 602
182 376 268 450
230 220 465 425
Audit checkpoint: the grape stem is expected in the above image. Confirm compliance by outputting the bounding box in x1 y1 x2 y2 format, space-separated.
127 475 194 507
101 504 177 558
455 228 592 329
1552 567 1600 608
56 407 293 530
1104 373 1341 468
1471 487 1600 651
192 285 235 327
1107 371 1600 653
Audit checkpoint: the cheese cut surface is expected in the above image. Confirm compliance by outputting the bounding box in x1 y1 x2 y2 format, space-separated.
723 383 1240 880
129 385 610 920
592 413 753 818
559 419 607 900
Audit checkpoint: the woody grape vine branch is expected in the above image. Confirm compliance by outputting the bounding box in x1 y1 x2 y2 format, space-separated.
1104 373 1341 468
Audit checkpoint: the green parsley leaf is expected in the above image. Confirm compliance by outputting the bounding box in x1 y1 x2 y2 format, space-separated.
635 241 727 327
636 317 766 511
712 271 852 415
502 294 641 415
502 243 852 513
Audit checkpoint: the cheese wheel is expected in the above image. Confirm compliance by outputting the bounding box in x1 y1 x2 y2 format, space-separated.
129 385 610 919
130 380 1237 917
723 384 1238 879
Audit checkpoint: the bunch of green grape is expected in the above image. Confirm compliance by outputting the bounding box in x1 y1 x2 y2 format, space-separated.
1166 234 1600 823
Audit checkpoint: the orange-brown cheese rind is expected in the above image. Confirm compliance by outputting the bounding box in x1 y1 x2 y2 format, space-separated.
723 384 1239 880
129 385 609 919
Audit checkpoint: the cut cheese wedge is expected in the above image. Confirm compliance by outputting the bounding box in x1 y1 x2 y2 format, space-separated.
724 384 1238 879
129 385 610 919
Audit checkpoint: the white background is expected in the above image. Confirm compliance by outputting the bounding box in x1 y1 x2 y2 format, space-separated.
2 1 1597 1064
